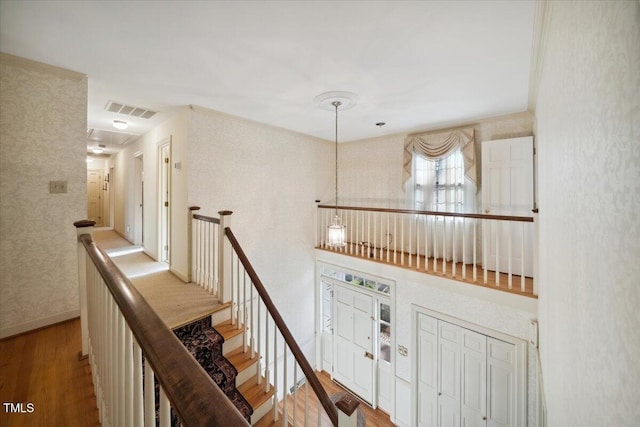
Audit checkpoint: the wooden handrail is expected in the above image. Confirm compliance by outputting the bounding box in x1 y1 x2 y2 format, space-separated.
224 227 340 427
192 213 221 224
79 234 249 427
317 204 534 222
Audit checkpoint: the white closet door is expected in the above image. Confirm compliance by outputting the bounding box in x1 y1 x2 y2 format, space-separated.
418 314 438 427
438 322 461 427
461 329 487 427
487 338 516 427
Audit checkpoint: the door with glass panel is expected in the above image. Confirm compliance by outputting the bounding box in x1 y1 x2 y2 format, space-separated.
333 284 375 405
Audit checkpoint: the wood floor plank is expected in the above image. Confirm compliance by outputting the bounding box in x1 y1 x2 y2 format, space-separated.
0 319 99 427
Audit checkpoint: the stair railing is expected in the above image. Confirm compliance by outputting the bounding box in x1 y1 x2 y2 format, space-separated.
225 227 344 426
317 203 537 297
75 220 249 427
188 207 234 302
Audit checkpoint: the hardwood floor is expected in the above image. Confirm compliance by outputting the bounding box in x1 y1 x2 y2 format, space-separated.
256 371 395 427
0 319 99 427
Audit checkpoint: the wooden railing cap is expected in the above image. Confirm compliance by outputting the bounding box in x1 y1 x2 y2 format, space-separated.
336 394 360 417
74 219 96 228
189 206 201 211
218 210 233 216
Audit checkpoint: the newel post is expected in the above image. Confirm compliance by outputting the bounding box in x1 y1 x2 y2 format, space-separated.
336 394 361 427
218 210 233 304
74 219 96 358
187 206 201 283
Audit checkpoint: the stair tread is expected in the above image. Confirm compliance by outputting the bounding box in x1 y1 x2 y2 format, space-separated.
238 375 274 409
214 319 246 340
211 301 232 312
253 411 293 427
227 347 259 372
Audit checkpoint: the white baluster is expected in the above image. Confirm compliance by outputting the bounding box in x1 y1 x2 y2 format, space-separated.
264 314 269 391
118 313 125 426
144 359 155 427
408 213 412 267
159 386 170 427
473 220 477 281
508 221 513 289
401 215 405 266
424 215 428 272
442 216 447 274
124 326 134 426
496 220 500 287
250 280 254 357
432 217 437 272
133 340 143 427
416 214 420 269
386 213 391 263
462 217 466 279
521 222 526 293
350 209 354 255
393 213 397 264
483 219 488 284
453 217 457 276
243 272 248 352
293 362 297 426
304 373 309 427
273 325 278 421
282 345 288 427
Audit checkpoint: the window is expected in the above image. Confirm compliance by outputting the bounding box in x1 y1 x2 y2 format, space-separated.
412 148 474 212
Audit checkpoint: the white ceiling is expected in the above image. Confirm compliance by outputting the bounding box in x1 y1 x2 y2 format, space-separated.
0 0 536 143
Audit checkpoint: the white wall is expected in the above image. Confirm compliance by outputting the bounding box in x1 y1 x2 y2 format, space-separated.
316 251 538 426
339 112 534 204
188 106 334 357
110 110 191 279
535 2 640 426
0 54 87 338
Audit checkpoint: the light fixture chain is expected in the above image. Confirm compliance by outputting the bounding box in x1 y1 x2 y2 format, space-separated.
333 101 341 216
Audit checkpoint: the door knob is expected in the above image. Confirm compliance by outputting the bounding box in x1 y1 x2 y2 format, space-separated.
364 351 373 360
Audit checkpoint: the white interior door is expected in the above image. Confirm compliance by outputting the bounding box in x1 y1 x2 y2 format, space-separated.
461 329 487 427
486 338 516 427
438 322 461 427
87 170 103 226
481 136 534 277
333 285 375 406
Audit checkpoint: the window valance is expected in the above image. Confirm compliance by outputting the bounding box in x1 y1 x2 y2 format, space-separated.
403 127 477 186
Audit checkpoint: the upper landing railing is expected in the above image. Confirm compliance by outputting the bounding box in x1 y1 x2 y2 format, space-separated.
74 220 248 427
316 203 537 297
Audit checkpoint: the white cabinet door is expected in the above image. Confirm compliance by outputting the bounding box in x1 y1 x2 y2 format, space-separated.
333 285 375 405
481 136 534 277
438 322 461 427
418 314 438 427
487 338 516 427
461 329 487 427
417 314 520 427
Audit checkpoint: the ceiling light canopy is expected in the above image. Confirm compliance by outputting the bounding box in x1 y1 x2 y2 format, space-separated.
113 120 128 130
92 147 104 154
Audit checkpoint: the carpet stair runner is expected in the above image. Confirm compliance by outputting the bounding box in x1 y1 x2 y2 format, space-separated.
173 316 253 423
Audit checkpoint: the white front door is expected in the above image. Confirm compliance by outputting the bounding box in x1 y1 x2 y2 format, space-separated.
87 170 103 226
481 136 534 277
333 284 375 406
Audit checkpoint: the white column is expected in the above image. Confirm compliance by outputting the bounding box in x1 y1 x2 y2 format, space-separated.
74 220 95 357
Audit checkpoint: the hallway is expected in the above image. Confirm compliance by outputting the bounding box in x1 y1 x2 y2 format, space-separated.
92 228 223 329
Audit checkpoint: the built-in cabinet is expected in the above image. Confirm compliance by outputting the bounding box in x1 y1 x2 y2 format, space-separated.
417 312 526 427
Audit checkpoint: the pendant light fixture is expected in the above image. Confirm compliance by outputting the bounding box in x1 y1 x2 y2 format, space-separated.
327 100 346 248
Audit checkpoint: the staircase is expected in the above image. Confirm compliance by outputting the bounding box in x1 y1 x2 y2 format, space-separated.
175 303 280 426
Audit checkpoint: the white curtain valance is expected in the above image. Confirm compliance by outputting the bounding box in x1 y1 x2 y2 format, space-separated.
403 127 477 186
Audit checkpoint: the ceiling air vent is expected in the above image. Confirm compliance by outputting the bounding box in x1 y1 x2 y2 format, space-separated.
105 101 157 119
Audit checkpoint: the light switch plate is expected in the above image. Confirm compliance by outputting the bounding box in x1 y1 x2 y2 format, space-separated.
49 180 68 193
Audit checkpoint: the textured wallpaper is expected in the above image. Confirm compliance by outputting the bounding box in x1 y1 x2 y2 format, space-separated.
536 2 640 425
0 54 87 337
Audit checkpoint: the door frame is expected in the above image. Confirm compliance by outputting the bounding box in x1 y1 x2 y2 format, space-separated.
134 151 144 246
411 305 528 427
158 138 171 263
87 169 104 226
315 262 396 412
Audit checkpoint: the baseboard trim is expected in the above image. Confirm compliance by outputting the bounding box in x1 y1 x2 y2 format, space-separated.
170 267 188 283
0 309 80 340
